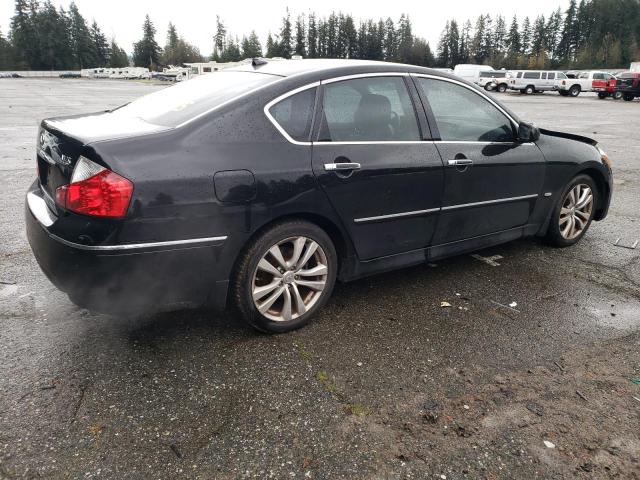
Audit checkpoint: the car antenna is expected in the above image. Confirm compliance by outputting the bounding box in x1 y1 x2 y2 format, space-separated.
252 57 268 68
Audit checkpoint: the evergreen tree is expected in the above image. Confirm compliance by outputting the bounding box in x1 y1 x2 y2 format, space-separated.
279 8 292 58
108 39 129 67
436 21 451 67
69 1 96 68
506 15 521 58
307 13 318 58
397 14 413 63
470 14 487 63
212 15 226 60
132 14 161 69
383 18 397 61
241 31 262 58
90 21 108 66
162 24 203 65
220 36 241 62
265 32 280 57
492 15 506 64
10 0 37 68
520 16 532 55
459 20 472 64
529 15 547 67
544 8 563 61
294 14 306 56
0 28 17 69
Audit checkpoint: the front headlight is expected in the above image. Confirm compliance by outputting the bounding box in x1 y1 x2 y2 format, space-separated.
597 146 613 169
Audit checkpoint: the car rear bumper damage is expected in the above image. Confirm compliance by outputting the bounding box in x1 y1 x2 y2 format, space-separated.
26 184 229 315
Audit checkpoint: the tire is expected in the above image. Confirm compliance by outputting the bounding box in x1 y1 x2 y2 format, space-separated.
484 83 493 91
525 85 534 95
597 92 607 99
569 85 581 97
613 91 623 100
497 83 507 93
545 174 598 247
623 93 635 101
231 220 337 333
559 90 569 96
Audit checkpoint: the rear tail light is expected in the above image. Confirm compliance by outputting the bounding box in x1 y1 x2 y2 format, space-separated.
55 156 133 218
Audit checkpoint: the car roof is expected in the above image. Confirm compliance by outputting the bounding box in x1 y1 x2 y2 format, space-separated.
227 58 433 78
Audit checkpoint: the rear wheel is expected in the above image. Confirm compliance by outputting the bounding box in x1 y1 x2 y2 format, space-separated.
525 85 535 95
623 93 635 101
613 91 623 100
231 220 337 333
545 174 597 247
484 83 493 91
569 85 581 97
597 92 607 99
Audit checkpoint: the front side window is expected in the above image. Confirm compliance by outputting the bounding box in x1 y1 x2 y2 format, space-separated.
517 72 523 78
557 72 567 79
578 72 590 79
523 72 541 79
318 76 420 142
416 78 515 143
269 88 316 142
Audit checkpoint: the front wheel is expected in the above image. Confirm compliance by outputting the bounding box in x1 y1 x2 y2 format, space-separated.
545 175 598 247
497 83 507 93
613 91 623 100
597 92 607 99
484 83 493 91
569 85 581 97
231 220 337 333
559 90 569 96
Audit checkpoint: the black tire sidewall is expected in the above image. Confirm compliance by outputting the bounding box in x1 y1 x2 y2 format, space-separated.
545 174 598 247
233 221 337 333
498 84 507 93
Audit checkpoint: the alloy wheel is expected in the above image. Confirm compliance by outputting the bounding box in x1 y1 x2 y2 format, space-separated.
559 184 594 240
251 236 328 322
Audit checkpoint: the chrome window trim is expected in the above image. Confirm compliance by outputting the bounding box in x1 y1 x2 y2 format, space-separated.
263 81 320 146
353 194 539 223
434 140 535 146
441 194 538 211
49 232 228 252
354 207 440 224
320 71 410 84
409 73 520 130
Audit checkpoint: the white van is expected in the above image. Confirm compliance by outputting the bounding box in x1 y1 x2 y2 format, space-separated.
453 64 495 83
507 70 566 94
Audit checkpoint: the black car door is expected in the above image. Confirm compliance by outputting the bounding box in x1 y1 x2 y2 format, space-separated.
311 74 444 260
412 75 546 246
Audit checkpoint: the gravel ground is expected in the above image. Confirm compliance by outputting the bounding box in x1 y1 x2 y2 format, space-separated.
0 78 639 479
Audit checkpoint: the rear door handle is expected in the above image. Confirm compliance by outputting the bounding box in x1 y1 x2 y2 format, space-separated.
324 162 361 171
447 159 474 166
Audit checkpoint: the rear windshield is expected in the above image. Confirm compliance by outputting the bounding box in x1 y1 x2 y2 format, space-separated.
110 71 280 127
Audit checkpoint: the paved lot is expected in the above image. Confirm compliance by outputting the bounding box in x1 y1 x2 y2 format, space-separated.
0 79 639 479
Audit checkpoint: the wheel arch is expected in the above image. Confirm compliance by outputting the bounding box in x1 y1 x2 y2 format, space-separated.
578 167 610 221
230 212 355 282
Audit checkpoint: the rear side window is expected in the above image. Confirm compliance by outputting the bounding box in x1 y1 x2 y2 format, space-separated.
416 78 514 143
523 72 541 79
110 71 280 127
547 72 556 80
269 88 316 142
318 76 420 142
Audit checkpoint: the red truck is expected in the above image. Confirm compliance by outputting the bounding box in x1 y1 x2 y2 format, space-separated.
592 73 622 99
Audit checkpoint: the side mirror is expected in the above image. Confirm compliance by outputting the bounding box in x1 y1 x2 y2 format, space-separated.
518 121 540 143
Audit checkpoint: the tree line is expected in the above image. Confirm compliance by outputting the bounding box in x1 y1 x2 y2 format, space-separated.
1 0 639 71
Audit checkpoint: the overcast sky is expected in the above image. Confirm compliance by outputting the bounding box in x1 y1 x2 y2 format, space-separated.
1 0 571 56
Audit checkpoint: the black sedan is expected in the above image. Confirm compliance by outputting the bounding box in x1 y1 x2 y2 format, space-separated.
26 59 613 332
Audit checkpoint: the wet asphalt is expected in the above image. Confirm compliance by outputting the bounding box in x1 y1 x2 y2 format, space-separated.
0 79 638 479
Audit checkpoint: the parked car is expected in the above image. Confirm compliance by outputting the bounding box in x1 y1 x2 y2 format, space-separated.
508 70 565 94
592 73 622 99
26 59 613 332
616 71 640 101
557 71 610 97
59 72 81 79
476 70 509 92
453 64 495 83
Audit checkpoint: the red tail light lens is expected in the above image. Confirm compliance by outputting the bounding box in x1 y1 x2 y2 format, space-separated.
55 161 133 218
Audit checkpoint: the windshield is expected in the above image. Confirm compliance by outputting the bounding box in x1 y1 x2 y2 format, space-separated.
619 72 635 78
110 71 281 127
557 72 567 79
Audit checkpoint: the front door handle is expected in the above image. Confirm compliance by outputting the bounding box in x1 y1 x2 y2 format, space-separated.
324 162 362 171
447 159 474 166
